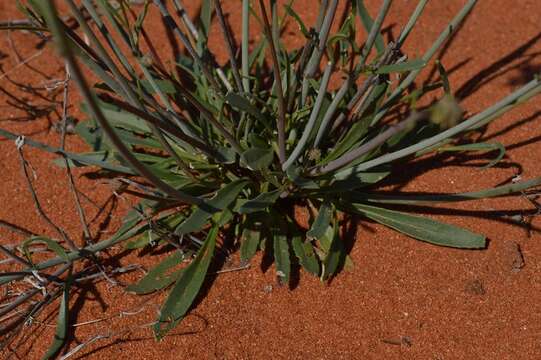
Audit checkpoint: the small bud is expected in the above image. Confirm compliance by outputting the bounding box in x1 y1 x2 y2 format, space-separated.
308 148 321 161
430 94 463 129
141 53 153 67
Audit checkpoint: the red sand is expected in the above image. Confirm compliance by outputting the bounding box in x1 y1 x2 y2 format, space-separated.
1 1 541 359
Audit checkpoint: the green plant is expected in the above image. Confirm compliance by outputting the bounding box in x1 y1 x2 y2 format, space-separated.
1 0 541 355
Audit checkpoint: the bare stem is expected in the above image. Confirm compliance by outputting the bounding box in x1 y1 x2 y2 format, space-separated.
258 0 286 164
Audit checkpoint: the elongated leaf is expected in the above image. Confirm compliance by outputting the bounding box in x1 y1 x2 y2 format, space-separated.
42 270 71 360
286 165 319 189
436 60 451 94
376 59 426 74
307 201 333 240
22 236 69 264
176 179 249 234
238 189 281 214
291 235 320 276
81 100 151 134
199 0 213 40
272 227 290 285
284 4 309 37
351 203 486 248
52 150 135 174
436 142 505 169
242 147 274 170
320 222 342 281
0 128 135 174
140 79 176 94
352 176 541 205
125 213 185 249
127 251 187 295
240 226 261 264
225 92 271 129
355 0 385 54
154 224 218 339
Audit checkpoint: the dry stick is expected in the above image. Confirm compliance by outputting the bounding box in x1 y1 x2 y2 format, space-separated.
0 220 37 237
15 140 79 252
0 245 32 268
258 0 286 164
0 263 71 319
58 65 93 244
0 287 62 352
56 66 120 287
0 49 45 82
213 0 243 93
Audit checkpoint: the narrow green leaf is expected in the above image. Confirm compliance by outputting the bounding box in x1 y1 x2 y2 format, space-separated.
242 147 274 170
126 251 187 295
22 236 69 264
284 4 309 37
238 189 282 214
272 227 290 285
436 60 451 94
376 59 426 74
52 150 135 174
291 235 320 276
140 79 176 94
436 142 505 169
240 223 261 263
199 0 213 40
352 176 541 205
351 203 486 248
307 201 333 240
320 222 342 281
154 223 218 339
240 217 263 263
42 269 71 360
176 179 250 234
81 100 151 134
355 0 385 54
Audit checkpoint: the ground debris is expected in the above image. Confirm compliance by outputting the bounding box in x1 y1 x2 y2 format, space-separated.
510 242 525 273
464 279 486 296
381 336 413 347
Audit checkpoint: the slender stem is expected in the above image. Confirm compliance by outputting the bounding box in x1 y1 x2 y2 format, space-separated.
328 75 541 175
59 65 93 243
283 62 333 170
311 112 424 175
0 245 32 268
397 0 429 47
16 146 79 251
42 1 204 206
241 0 250 93
258 0 286 164
172 0 198 39
214 0 243 92
359 0 393 66
313 76 351 148
370 0 478 126
153 0 222 94
331 42 395 134
300 0 338 106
